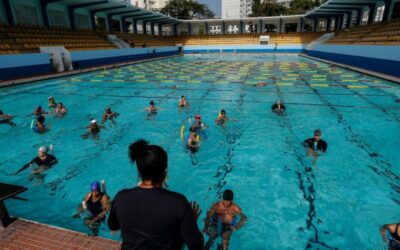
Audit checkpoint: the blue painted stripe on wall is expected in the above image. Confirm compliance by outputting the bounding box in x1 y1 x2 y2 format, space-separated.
73 51 178 69
184 49 305 54
0 64 53 81
307 50 400 78
0 53 51 68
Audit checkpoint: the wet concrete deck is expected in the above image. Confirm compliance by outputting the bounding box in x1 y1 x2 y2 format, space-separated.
0 219 120 249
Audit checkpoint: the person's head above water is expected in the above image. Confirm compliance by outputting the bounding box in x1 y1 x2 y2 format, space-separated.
90 119 97 126
38 146 48 157
36 106 42 111
181 95 185 99
0 110 3 115
48 96 54 101
149 101 155 106
222 189 234 207
276 99 281 105
314 129 321 140
129 139 167 186
195 114 201 121
220 109 226 116
37 116 45 124
90 181 101 195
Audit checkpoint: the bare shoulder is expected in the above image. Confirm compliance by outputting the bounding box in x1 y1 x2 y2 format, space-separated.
232 203 243 213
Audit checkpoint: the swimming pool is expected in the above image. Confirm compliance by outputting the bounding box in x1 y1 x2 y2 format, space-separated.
1 54 399 249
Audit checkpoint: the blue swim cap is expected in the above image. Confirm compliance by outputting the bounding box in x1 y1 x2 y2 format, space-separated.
90 181 100 191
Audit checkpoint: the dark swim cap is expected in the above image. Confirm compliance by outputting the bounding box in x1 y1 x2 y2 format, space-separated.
223 189 234 201
314 129 321 136
91 181 101 191
221 109 226 114
150 101 155 105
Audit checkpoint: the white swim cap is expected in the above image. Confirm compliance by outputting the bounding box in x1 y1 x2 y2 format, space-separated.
38 146 48 153
90 119 97 124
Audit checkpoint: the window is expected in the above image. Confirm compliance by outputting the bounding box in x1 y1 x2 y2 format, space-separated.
14 4 39 25
48 10 68 27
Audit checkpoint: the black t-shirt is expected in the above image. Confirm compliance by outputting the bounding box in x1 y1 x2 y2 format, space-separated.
30 155 57 166
108 187 203 250
304 138 328 152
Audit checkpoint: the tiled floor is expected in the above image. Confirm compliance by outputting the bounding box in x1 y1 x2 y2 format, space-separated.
0 219 120 250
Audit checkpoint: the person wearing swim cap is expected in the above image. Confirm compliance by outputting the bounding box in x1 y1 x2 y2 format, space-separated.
0 109 16 126
102 107 119 124
187 127 200 150
146 100 158 115
108 139 204 249
203 190 247 250
381 222 400 250
191 114 206 131
73 181 110 230
82 119 104 139
33 106 47 117
179 96 189 108
34 116 47 133
15 145 57 177
48 96 56 108
216 110 228 125
303 129 328 165
54 102 68 116
272 99 286 113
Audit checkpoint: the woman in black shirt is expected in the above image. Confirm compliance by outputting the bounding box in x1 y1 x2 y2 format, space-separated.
108 139 204 250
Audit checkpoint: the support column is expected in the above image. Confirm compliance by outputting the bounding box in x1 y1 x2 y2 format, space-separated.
259 19 263 33
174 23 179 36
300 17 304 32
326 17 332 32
205 22 209 35
279 18 283 33
356 8 363 26
368 3 378 24
222 21 225 35
40 1 49 27
143 21 147 35
313 19 318 32
107 15 113 31
346 12 352 28
188 22 192 35
383 0 395 21
159 24 163 36
120 16 126 32
68 7 75 29
240 20 243 34
133 18 137 33
151 22 155 35
336 16 341 30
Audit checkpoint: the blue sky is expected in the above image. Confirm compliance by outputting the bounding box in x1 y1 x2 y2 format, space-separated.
196 0 221 17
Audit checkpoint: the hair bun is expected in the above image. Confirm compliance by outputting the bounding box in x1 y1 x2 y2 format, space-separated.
129 139 149 162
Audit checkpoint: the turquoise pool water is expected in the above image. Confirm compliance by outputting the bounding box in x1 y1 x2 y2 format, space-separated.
1 54 400 249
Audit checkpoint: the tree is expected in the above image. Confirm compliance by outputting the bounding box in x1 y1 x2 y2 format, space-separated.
251 0 323 17
251 0 288 17
160 0 215 20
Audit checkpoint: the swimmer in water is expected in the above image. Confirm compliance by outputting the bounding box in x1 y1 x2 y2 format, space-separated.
34 116 47 133
146 100 158 115
203 190 247 250
82 119 104 139
303 129 328 165
73 181 110 234
33 106 48 117
187 127 200 150
216 109 228 125
15 145 57 182
48 96 56 108
178 96 189 108
102 107 119 124
254 82 268 87
54 102 68 116
381 223 400 250
271 99 286 114
191 114 206 131
0 109 16 126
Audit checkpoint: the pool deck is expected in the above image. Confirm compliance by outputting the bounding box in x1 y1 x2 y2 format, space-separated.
300 54 400 84
0 219 120 249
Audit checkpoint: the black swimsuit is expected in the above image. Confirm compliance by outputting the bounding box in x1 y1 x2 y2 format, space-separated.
87 193 105 217
391 224 400 241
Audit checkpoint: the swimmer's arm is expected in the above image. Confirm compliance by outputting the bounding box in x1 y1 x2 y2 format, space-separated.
380 224 391 243
233 207 247 230
203 204 217 232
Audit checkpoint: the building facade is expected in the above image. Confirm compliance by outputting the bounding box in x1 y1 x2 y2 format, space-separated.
222 0 253 19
